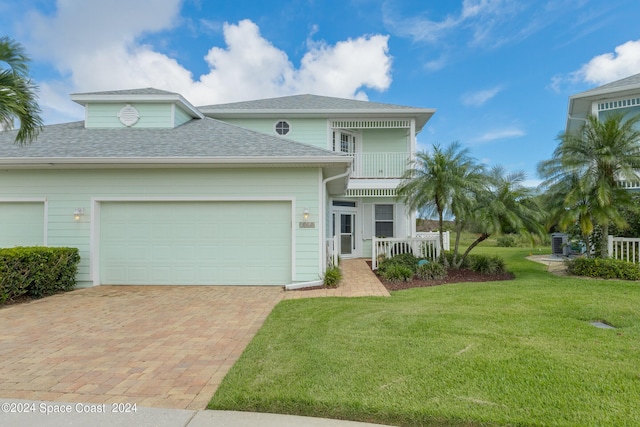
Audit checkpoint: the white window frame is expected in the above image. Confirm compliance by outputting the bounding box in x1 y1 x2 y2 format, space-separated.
374 204 394 238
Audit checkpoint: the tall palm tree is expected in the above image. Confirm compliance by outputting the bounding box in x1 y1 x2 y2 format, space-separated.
459 166 545 266
0 36 43 145
397 141 485 267
538 113 640 257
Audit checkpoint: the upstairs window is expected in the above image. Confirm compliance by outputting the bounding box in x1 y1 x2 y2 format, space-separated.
275 120 290 135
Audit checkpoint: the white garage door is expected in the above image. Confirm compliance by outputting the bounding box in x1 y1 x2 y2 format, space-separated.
0 202 45 247
99 201 292 285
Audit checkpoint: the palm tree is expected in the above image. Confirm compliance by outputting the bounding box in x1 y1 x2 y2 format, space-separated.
0 36 43 145
397 142 485 267
538 113 640 257
459 166 545 266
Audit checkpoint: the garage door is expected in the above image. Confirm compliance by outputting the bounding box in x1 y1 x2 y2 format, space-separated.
99 201 291 285
0 202 45 247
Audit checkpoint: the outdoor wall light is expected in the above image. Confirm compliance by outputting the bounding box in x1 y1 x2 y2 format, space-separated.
73 208 84 221
303 208 310 220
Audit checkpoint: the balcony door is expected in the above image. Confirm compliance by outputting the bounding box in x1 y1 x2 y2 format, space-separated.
333 130 358 175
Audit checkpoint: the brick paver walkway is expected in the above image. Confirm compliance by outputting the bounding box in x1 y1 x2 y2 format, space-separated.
284 258 390 299
0 286 282 410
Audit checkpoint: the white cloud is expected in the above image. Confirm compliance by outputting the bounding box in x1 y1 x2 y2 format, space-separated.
469 128 525 144
20 1 393 122
575 40 640 85
462 86 502 107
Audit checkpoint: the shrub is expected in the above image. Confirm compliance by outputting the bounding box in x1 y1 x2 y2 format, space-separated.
444 252 470 269
496 235 517 247
380 264 414 283
468 254 507 274
416 262 447 280
565 257 640 280
378 252 419 274
323 266 342 287
0 247 80 303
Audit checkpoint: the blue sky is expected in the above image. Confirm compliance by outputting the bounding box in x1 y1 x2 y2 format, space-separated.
2 0 640 186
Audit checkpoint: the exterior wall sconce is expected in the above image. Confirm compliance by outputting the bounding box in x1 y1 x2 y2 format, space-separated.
303 208 310 220
73 208 84 221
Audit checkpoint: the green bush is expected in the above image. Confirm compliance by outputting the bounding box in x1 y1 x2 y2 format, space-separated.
565 257 640 280
323 266 342 287
496 235 517 247
380 264 414 283
378 252 419 274
0 247 80 303
416 262 447 280
468 254 507 274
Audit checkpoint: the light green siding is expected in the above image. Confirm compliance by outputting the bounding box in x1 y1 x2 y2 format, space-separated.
0 202 45 247
100 201 291 285
174 105 192 127
223 118 330 148
0 168 321 287
361 128 408 153
85 103 174 128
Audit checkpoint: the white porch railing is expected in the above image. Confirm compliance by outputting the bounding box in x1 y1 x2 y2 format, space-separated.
608 236 640 263
416 231 450 252
326 236 338 268
372 232 450 270
351 152 411 178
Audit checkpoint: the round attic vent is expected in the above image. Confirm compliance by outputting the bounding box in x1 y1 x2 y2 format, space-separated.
118 104 140 127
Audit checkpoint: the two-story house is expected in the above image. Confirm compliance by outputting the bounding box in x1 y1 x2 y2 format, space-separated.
0 88 435 288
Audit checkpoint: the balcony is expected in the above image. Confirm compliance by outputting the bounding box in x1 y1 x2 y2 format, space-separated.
350 152 412 178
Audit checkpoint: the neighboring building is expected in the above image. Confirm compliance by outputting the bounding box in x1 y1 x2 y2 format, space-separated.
566 72 640 188
0 88 435 287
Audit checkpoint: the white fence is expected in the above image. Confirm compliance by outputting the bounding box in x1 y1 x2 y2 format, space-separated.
608 236 640 263
416 231 450 251
372 232 450 270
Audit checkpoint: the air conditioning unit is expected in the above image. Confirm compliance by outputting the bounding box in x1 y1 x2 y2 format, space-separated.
551 233 569 256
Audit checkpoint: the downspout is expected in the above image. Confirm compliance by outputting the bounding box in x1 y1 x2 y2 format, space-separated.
284 165 351 291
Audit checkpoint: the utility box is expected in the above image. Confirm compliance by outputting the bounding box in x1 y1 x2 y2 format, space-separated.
551 233 569 256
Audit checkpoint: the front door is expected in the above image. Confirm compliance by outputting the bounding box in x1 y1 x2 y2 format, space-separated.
332 201 358 258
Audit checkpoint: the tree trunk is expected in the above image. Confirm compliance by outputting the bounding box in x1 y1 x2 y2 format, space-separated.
452 219 463 267
600 223 609 258
438 210 449 267
457 232 490 267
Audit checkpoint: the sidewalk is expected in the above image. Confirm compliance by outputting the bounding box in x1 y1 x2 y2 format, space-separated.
0 398 393 427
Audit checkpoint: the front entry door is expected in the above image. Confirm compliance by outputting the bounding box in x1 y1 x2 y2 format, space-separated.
339 213 356 256
332 202 358 258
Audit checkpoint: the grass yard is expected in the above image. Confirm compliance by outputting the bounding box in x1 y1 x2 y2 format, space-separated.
208 248 640 426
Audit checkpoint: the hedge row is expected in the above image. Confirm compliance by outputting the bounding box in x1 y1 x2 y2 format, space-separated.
0 247 81 304
565 257 640 281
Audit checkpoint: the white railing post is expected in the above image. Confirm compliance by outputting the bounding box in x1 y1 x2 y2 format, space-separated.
608 235 613 259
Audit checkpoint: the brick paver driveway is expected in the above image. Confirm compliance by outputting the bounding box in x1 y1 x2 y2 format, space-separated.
0 286 283 410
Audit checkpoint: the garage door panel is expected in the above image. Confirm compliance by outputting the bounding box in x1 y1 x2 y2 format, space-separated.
100 201 291 285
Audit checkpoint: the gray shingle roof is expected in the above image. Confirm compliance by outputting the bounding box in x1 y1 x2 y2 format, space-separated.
574 73 640 96
199 94 427 112
71 88 179 97
0 118 350 163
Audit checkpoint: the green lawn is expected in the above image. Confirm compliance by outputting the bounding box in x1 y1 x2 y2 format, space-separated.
208 248 640 426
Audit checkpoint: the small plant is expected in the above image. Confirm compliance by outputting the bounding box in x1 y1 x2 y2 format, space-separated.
496 235 517 247
416 262 447 280
468 254 507 274
380 264 414 283
323 266 342 287
378 252 419 274
565 258 640 280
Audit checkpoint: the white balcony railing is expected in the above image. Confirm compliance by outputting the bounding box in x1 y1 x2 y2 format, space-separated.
350 152 411 178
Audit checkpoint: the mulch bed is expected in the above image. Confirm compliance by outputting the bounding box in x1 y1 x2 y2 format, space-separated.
377 267 515 291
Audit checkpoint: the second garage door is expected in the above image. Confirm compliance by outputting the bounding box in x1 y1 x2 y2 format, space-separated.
99 201 292 285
